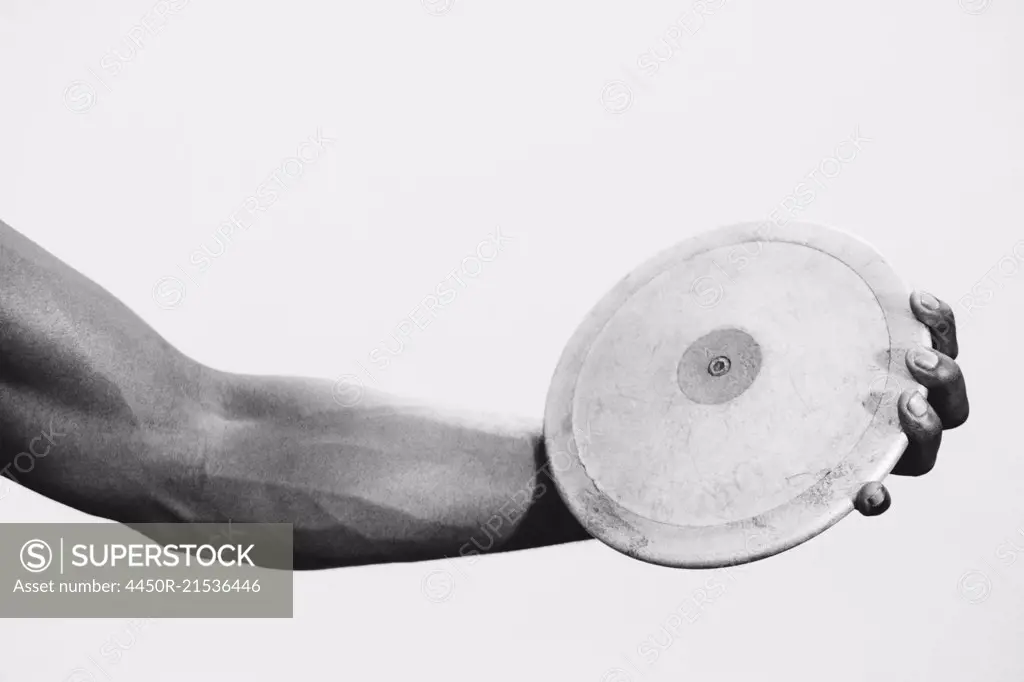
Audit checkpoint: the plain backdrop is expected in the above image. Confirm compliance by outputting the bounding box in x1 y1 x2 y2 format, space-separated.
1 0 1023 680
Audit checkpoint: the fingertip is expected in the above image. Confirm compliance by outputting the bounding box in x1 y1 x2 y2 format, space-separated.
909 290 959 359
905 388 931 419
855 482 891 516
895 389 942 476
905 345 940 377
913 290 941 314
899 389 939 433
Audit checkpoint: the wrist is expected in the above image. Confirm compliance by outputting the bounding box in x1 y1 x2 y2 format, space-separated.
500 435 592 552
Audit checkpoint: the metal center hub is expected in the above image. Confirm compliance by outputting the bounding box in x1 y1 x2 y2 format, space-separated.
708 356 731 377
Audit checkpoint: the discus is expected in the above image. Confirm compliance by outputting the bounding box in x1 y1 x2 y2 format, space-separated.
543 221 931 568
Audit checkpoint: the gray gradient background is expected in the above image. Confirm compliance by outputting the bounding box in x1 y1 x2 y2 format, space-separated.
1 0 1022 680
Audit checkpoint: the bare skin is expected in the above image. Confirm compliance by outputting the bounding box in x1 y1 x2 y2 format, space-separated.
0 219 969 568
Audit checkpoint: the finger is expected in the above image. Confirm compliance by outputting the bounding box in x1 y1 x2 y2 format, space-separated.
892 388 943 476
910 291 958 359
905 346 970 429
854 481 891 516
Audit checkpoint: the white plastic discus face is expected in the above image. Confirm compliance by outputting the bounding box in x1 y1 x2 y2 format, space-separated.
543 221 932 568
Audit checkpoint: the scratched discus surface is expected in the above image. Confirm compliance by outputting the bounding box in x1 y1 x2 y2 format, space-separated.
543 221 931 568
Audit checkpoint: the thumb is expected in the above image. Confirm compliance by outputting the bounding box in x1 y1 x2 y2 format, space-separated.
854 481 891 516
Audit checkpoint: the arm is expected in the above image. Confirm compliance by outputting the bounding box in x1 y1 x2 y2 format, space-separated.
0 220 589 568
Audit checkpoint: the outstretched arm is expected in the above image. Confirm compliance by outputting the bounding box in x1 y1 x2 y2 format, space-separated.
0 220 589 569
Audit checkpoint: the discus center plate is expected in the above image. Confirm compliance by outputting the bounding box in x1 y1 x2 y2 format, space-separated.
544 221 930 568
677 327 762 405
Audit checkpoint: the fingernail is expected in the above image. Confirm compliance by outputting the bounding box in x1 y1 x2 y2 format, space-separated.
919 292 939 310
868 487 886 507
908 391 928 417
913 348 939 370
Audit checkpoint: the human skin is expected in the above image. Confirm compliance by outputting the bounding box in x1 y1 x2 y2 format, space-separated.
0 219 969 568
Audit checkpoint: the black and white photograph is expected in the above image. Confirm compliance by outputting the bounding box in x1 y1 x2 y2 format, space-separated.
0 0 1019 679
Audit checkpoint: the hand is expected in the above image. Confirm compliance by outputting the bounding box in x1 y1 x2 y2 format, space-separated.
854 290 970 516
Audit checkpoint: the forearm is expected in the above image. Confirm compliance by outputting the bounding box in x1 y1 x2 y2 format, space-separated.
0 220 590 567
195 375 590 567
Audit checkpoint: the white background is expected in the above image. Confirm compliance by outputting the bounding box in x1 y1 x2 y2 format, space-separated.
1 0 1023 679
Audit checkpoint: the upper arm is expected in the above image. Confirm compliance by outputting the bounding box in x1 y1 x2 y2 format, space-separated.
0 220 212 516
